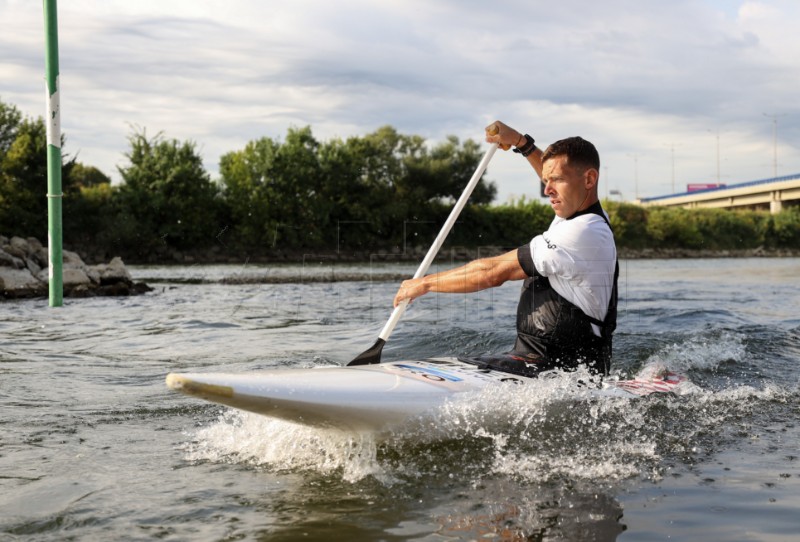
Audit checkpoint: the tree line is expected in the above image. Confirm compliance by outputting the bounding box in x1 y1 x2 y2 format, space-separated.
1 97 798 263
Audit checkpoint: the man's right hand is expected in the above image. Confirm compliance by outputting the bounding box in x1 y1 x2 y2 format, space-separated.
485 121 523 151
393 277 428 307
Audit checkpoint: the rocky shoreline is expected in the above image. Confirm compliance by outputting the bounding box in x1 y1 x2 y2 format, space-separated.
83 244 800 266
1 236 151 300
3 234 797 300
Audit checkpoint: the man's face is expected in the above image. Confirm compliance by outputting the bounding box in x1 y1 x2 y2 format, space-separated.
541 155 593 218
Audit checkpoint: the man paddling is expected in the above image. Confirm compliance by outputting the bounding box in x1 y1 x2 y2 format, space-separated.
393 121 618 377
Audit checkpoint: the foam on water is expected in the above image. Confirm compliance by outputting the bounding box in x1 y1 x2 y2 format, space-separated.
632 329 747 376
418 373 660 483
185 410 388 483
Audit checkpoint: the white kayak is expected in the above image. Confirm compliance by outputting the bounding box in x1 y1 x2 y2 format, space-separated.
166 357 696 431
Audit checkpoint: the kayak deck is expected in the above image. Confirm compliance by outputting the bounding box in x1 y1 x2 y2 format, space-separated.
166 358 697 431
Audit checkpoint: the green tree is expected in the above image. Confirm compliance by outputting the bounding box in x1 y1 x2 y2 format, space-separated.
220 125 496 252
330 126 411 249
0 112 75 238
400 135 497 206
68 162 111 190
316 127 496 251
769 207 800 248
606 201 649 249
220 126 324 249
645 208 701 248
692 208 767 249
0 98 22 160
455 196 553 248
116 128 221 252
63 182 118 256
61 164 116 254
314 134 386 250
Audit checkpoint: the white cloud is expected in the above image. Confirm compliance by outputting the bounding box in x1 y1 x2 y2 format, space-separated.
1 0 798 202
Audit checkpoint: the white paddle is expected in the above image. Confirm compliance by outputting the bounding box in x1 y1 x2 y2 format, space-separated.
348 133 499 366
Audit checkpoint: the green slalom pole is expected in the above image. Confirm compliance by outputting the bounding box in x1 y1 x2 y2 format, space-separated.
43 0 63 307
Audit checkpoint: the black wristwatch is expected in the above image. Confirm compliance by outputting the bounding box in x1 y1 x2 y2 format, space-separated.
513 134 536 157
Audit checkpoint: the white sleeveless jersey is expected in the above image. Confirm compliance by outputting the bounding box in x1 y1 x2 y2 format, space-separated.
528 212 617 336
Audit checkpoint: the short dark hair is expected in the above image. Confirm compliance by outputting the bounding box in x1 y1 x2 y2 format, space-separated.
541 136 600 172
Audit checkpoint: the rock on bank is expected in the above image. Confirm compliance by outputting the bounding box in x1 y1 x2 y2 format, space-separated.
0 235 151 299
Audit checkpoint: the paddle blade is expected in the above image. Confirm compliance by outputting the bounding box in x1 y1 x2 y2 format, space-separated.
347 338 386 366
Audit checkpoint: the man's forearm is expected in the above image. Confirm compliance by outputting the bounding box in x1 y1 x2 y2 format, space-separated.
422 257 512 294
527 147 544 181
393 250 526 307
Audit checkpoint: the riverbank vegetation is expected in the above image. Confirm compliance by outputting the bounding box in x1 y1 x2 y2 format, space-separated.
1 97 798 263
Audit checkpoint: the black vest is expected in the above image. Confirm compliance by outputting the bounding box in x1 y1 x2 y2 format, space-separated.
514 203 618 375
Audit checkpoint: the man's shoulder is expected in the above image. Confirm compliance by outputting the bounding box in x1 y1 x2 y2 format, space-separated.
547 213 614 245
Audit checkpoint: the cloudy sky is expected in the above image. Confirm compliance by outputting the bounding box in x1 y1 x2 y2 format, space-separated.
2 0 799 203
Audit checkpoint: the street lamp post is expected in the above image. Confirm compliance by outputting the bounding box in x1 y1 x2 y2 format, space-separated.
627 153 640 200
706 129 721 183
763 113 785 179
663 144 677 193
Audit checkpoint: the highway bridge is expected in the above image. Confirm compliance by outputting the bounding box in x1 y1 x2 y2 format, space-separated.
639 173 800 214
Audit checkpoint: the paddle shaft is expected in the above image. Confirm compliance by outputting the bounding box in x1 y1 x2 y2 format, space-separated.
377 143 499 342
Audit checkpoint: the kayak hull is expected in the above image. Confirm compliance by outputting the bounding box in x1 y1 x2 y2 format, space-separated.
166 357 694 431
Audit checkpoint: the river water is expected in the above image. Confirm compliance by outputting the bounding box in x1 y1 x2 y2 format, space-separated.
1 258 799 541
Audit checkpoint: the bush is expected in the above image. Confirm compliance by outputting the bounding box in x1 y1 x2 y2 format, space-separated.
693 209 768 249
769 207 800 248
448 197 553 249
604 201 649 249
644 207 702 249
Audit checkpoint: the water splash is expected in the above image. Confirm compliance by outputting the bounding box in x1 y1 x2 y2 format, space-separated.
184 369 663 485
393 371 661 484
631 329 747 377
184 410 388 483
182 332 793 487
